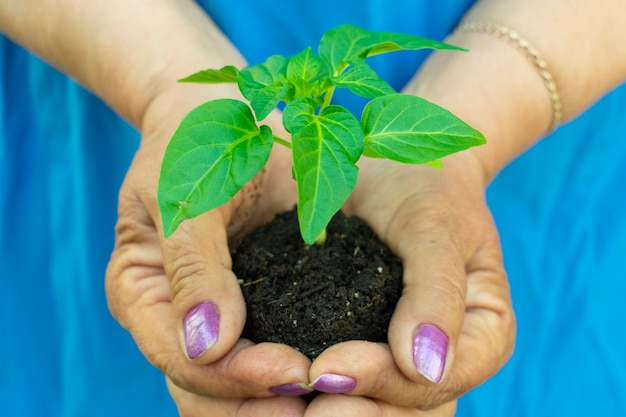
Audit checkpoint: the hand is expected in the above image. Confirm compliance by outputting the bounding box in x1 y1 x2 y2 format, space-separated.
105 86 312 416
305 153 515 415
166 377 307 417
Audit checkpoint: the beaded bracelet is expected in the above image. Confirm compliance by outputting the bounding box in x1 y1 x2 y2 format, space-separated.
456 21 562 132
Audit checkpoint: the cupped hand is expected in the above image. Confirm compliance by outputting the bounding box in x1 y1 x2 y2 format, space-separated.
105 86 312 414
166 377 307 417
306 393 458 417
306 153 515 414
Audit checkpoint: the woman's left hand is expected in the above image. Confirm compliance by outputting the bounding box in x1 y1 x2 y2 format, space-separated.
305 152 515 415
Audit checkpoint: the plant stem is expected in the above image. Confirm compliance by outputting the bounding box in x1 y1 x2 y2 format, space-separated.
313 228 327 245
321 63 349 108
321 86 336 108
273 135 292 149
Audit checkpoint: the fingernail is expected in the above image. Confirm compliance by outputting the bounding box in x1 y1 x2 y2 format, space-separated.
413 323 448 383
310 374 356 393
270 382 313 396
183 302 219 359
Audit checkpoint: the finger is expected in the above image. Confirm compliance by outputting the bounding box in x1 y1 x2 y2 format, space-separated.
107 253 312 397
305 393 457 417
167 377 308 417
448 251 516 388
310 209 514 408
391 219 466 384
106 200 312 398
113 170 247 364
148 136 296 365
107 254 312 397
346 161 470 381
386 205 514 393
160 208 248 363
363 193 468 388
310 291 512 409
310 341 456 408
309 247 513 408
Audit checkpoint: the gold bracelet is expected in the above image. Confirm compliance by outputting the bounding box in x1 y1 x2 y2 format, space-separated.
456 21 562 132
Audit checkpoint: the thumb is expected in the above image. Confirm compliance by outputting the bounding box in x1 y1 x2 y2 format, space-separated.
157 165 269 363
160 206 246 363
108 176 312 398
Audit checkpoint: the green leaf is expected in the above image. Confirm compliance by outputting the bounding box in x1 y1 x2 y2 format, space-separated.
238 55 289 120
158 99 273 237
331 62 396 99
286 46 329 98
283 97 364 244
361 94 486 164
178 65 240 83
365 32 463 57
426 159 444 168
318 25 373 73
318 24 464 74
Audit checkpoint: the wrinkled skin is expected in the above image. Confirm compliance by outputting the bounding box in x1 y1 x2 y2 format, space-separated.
105 86 515 416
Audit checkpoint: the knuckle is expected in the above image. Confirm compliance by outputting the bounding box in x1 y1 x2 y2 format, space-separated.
105 245 139 327
105 214 164 327
160 354 191 392
500 308 517 365
104 260 127 326
391 199 458 243
166 246 208 303
423 379 463 410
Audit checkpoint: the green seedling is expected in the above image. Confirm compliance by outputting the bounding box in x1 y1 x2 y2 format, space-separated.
157 24 485 244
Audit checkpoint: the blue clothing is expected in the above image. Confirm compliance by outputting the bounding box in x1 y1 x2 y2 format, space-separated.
0 39 170 416
1 1 625 416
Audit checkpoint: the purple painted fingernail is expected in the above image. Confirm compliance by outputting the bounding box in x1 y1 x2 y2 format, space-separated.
311 374 356 393
270 382 313 396
413 324 448 383
183 302 219 359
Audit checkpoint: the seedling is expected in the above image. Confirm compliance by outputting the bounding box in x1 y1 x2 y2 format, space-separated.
157 24 485 244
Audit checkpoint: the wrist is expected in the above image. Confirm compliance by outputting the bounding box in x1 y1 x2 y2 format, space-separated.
403 30 552 182
125 40 246 132
139 81 245 144
71 1 248 131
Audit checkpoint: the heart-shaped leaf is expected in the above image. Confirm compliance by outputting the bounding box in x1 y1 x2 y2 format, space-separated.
318 24 463 74
331 62 396 99
361 94 485 163
161 25 486 243
238 55 289 120
158 99 273 237
286 46 330 98
283 97 364 244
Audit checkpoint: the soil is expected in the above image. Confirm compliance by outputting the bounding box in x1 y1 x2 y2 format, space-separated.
232 207 403 360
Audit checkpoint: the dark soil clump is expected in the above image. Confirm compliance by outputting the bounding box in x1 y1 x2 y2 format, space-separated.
232 208 403 360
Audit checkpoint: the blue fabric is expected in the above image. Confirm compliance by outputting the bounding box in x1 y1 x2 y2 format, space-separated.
468 86 626 416
0 42 176 415
1 0 625 415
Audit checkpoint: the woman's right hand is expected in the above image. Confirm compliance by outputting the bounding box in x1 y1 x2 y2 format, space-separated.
104 85 315 415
